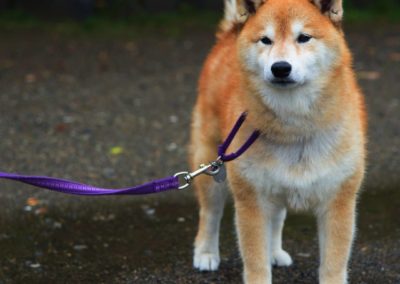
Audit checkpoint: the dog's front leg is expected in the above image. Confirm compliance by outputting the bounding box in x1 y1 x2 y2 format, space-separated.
231 174 271 284
317 171 363 284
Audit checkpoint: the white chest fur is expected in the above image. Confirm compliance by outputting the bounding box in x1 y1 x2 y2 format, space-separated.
238 126 360 210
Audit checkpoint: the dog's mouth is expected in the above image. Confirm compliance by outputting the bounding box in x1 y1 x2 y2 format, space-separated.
270 78 297 87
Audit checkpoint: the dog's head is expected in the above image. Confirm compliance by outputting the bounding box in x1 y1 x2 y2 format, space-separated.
231 0 346 94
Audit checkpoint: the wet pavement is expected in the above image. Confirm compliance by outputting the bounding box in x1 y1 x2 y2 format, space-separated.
0 22 399 283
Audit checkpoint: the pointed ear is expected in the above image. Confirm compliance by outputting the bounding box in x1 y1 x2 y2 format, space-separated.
311 0 343 23
224 0 266 24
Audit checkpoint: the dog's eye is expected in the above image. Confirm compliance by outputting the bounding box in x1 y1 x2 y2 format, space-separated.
260 36 273 45
297 34 312 44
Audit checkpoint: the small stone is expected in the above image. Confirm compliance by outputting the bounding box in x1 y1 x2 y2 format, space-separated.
169 115 178 123
297 252 311 258
24 206 32 212
53 222 62 229
177 217 185 222
145 208 155 216
34 207 48 215
30 263 41 269
73 244 88 251
166 142 177 152
107 214 115 221
141 205 155 216
92 213 115 221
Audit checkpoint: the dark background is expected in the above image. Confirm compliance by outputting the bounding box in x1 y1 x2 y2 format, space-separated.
0 0 398 19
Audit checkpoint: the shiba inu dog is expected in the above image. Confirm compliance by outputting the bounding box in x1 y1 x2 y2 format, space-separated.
189 0 367 283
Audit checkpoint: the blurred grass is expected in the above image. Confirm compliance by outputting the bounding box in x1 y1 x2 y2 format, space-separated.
0 5 399 38
0 9 220 38
345 6 400 22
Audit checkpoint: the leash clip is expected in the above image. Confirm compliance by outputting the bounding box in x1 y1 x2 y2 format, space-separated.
174 158 224 190
175 112 260 190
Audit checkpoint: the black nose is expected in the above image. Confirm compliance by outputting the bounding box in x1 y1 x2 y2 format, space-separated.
271 61 292 78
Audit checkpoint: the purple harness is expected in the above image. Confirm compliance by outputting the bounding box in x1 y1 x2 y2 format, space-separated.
0 112 260 196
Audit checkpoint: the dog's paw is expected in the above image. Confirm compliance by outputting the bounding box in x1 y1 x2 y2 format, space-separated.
272 249 293 267
193 252 220 271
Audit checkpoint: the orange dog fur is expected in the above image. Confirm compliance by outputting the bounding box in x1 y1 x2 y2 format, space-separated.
190 0 367 283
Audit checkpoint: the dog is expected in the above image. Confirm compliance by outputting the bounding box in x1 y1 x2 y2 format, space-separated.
189 0 367 283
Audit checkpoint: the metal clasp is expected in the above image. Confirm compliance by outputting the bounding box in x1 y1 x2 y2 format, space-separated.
174 158 224 190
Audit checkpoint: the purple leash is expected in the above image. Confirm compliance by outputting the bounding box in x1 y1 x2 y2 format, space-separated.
218 112 260 162
0 112 259 195
0 172 179 196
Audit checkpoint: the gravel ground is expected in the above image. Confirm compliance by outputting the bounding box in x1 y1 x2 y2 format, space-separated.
0 22 399 283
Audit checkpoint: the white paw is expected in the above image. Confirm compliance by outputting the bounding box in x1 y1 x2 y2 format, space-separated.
272 249 293 267
193 252 220 271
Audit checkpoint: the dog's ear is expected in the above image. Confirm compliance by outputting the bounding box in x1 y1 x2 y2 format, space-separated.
224 0 266 24
311 0 343 23
218 0 266 37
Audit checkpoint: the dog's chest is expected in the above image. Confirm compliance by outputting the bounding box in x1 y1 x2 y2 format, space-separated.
238 129 356 210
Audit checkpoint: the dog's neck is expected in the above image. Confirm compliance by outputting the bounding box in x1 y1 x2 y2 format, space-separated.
243 70 347 143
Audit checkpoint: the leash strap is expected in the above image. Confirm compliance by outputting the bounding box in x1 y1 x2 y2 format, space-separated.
0 112 259 195
218 112 260 162
0 172 179 195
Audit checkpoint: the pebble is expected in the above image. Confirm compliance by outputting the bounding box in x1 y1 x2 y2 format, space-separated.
30 263 41 269
166 142 177 151
73 244 88 251
141 205 156 216
24 206 32 212
169 115 178 123
92 213 115 222
297 252 311 258
34 207 48 215
53 222 62 229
